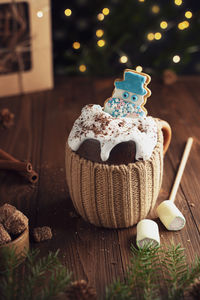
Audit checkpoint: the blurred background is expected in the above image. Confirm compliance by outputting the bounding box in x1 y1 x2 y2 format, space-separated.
52 0 200 77
0 0 200 98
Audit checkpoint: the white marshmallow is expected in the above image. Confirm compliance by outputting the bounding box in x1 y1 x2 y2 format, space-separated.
136 219 160 248
156 200 186 231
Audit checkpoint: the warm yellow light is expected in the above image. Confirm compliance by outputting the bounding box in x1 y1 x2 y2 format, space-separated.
173 55 180 63
185 11 192 19
178 21 189 30
37 11 43 18
96 29 104 38
178 22 184 30
147 33 154 41
79 64 86 72
119 56 128 63
64 8 72 16
102 8 110 15
184 20 190 28
136 66 143 72
152 5 160 14
97 13 104 21
155 32 162 40
138 0 145 2
174 0 182 6
160 21 168 29
97 39 105 47
73 42 80 50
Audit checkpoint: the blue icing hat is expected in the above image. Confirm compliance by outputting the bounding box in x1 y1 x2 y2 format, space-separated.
115 71 147 95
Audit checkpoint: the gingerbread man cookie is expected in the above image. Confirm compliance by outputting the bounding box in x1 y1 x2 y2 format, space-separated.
104 69 151 118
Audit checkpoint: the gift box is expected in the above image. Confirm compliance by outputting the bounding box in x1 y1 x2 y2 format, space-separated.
0 0 53 97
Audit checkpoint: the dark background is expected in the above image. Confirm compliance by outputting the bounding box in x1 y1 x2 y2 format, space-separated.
51 0 200 77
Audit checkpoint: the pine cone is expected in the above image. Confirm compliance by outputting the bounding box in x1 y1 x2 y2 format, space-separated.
184 279 200 300
66 280 97 300
188 280 200 300
0 108 14 128
163 69 178 85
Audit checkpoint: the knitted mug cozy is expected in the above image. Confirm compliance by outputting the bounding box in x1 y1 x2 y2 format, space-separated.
66 121 170 228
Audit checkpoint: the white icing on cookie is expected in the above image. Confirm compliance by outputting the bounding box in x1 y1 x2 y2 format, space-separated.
68 104 158 162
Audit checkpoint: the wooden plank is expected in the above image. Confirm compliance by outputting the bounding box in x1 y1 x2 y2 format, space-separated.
0 77 200 298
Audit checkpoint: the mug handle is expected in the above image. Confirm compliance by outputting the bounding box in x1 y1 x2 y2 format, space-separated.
158 119 172 155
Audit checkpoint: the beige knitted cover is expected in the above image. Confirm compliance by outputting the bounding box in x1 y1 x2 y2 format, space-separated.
65 127 163 228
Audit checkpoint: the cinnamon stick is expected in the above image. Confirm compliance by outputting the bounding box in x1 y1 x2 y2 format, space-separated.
0 148 18 162
0 160 32 172
23 170 39 184
0 148 39 184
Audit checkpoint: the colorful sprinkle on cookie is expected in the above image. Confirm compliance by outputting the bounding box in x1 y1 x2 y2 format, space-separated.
104 69 151 118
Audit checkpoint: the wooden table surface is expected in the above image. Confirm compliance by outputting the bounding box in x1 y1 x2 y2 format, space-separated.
0 76 200 298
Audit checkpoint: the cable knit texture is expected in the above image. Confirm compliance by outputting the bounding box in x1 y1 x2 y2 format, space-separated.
65 126 163 228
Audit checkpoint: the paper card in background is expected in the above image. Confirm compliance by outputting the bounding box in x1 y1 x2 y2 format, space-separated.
0 0 53 98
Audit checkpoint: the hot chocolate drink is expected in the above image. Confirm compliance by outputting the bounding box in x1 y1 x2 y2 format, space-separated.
65 69 171 228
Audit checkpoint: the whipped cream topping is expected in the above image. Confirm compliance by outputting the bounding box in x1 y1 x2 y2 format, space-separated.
68 104 158 161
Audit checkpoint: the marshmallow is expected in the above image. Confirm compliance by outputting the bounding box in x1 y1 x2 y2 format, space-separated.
136 219 160 248
156 200 186 231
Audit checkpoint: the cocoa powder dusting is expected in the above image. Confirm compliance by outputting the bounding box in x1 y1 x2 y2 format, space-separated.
79 113 112 137
118 120 125 127
138 124 147 133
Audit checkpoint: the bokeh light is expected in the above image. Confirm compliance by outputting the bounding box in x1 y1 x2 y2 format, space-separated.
174 0 182 6
136 66 143 72
79 64 86 72
73 42 80 49
173 55 181 63
37 11 43 18
97 39 106 47
97 13 104 21
185 11 192 19
147 33 154 41
160 21 168 29
178 21 190 30
96 29 104 38
102 8 110 15
64 9 72 16
152 5 160 14
154 32 162 40
119 56 128 63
